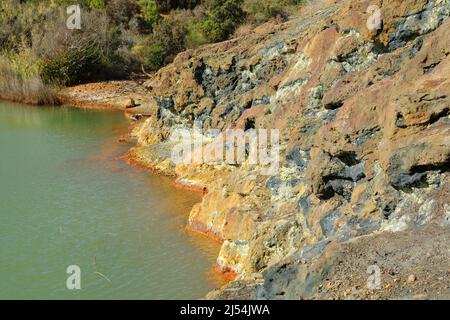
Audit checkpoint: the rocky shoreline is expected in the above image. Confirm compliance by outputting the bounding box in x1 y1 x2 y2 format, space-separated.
28 0 450 299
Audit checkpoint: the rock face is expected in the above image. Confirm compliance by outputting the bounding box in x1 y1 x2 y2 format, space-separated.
131 0 449 299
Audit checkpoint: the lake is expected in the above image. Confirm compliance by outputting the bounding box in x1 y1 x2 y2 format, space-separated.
0 101 221 299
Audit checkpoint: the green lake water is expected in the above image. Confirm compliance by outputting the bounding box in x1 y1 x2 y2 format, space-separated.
0 101 221 299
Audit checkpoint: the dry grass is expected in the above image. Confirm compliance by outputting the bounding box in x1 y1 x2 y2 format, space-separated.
298 0 333 17
0 56 59 105
234 23 255 38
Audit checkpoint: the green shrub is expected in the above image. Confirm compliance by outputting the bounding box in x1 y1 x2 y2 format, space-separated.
243 0 304 24
87 0 105 10
139 0 161 25
40 47 102 86
106 0 141 25
201 0 245 42
185 19 209 48
155 0 202 13
143 40 168 71
0 52 59 105
138 17 187 70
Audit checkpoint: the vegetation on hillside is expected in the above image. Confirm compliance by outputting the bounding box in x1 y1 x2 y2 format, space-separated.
0 0 304 103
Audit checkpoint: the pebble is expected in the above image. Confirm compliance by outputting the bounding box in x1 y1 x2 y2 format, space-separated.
125 98 136 108
407 274 417 283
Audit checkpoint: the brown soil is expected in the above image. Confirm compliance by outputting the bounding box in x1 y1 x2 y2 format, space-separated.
315 224 449 300
58 80 153 114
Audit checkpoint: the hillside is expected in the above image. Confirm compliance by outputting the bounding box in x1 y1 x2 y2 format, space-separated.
60 0 449 299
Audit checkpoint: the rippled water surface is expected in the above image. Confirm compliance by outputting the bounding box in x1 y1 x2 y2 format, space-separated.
0 101 221 299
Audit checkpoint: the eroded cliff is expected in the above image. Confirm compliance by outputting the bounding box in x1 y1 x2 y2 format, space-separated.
126 0 449 299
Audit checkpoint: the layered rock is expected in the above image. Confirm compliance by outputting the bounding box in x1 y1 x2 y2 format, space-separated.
130 0 450 299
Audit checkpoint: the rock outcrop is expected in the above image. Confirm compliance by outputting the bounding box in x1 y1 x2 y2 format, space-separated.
129 0 449 299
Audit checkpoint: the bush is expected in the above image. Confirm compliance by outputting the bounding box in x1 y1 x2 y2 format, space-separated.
0 52 58 105
142 40 168 71
185 18 209 48
138 0 161 25
87 0 105 10
41 47 103 86
106 0 141 25
243 0 303 24
155 0 202 13
29 9 126 85
201 0 245 42
137 17 187 70
33 7 142 84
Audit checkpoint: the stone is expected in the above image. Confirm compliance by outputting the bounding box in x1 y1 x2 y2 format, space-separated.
131 114 143 121
125 98 137 108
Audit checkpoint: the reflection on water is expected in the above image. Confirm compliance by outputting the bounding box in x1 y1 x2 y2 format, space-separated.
0 101 221 299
